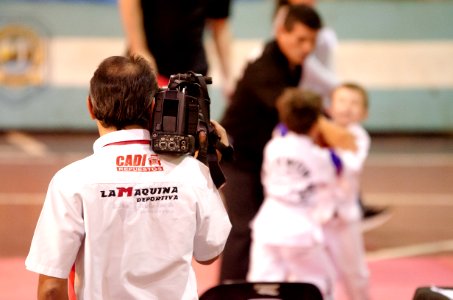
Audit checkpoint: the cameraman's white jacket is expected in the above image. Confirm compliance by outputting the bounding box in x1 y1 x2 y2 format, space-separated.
26 129 231 300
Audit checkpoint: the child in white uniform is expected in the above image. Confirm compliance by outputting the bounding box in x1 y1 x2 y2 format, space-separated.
322 82 371 300
247 88 337 299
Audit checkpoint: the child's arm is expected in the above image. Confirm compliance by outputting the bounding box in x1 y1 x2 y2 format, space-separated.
338 125 371 173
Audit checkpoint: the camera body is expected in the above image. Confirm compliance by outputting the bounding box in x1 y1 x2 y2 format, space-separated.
150 72 213 156
150 71 231 189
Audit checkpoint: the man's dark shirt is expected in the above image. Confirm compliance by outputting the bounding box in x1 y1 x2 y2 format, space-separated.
140 0 230 78
221 40 302 172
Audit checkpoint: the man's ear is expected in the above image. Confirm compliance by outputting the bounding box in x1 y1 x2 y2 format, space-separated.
87 96 96 120
326 106 332 118
275 24 285 38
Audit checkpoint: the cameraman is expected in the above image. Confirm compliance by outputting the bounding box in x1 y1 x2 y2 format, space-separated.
25 55 231 300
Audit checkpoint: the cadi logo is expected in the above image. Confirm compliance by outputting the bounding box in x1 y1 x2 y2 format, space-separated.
116 153 164 172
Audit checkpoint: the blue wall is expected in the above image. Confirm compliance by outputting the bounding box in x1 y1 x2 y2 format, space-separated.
1 0 452 133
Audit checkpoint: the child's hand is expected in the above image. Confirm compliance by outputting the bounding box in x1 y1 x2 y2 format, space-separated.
318 117 357 151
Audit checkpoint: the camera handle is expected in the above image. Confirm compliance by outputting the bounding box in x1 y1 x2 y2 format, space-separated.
196 126 227 189
207 150 226 189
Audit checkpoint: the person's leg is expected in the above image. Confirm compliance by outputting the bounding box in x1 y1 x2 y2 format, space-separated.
247 243 286 281
324 218 370 300
359 193 392 232
283 245 336 300
219 162 263 282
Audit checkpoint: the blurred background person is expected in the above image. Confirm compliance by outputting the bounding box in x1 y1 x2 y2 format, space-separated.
322 82 372 300
275 0 389 228
219 4 323 282
247 88 338 300
275 0 338 106
118 0 233 95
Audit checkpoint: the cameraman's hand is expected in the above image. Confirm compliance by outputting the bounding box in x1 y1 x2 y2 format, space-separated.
210 120 229 147
195 130 208 165
210 120 234 162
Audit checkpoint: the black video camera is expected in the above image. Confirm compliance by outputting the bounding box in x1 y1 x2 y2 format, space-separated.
150 71 229 188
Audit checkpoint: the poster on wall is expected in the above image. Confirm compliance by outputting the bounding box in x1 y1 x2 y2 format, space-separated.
0 0 121 130
0 21 49 103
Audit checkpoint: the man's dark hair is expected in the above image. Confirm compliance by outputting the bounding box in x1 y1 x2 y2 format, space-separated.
283 3 322 31
276 88 323 134
89 55 158 129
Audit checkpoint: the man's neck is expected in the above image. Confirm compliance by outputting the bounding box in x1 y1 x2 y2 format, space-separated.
96 121 145 136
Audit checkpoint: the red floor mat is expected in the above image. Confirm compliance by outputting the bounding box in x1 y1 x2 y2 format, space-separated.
3 255 453 300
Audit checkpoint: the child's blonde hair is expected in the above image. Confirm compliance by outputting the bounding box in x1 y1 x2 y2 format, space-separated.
332 82 369 110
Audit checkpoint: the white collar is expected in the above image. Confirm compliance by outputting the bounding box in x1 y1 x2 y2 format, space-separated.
93 129 151 153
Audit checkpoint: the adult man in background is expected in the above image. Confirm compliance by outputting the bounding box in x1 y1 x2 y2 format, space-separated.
26 55 231 299
118 0 233 94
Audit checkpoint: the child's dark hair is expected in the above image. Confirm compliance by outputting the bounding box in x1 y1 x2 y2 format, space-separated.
276 88 323 134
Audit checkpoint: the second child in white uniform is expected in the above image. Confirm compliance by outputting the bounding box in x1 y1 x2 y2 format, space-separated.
321 82 371 300
247 88 337 299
